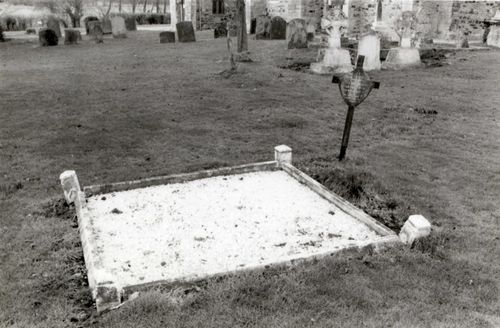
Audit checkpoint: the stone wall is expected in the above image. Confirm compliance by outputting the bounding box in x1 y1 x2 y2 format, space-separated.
197 0 237 29
347 0 377 37
449 1 498 40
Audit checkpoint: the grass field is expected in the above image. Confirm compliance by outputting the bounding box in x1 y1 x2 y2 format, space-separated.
1 31 499 327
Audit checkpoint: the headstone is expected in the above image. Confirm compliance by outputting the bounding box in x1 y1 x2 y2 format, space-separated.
64 29 80 45
39 28 58 46
26 28 37 35
383 10 421 69
287 19 308 49
47 16 61 38
101 18 112 34
399 215 431 245
84 16 99 34
176 21 196 42
310 8 353 74
250 18 256 34
487 25 500 48
88 21 104 43
357 33 381 71
111 16 127 38
306 22 315 42
270 16 286 40
255 15 271 40
214 23 228 38
159 31 175 43
125 17 137 31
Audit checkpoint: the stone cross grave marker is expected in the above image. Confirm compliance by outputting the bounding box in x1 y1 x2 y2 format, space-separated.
332 56 380 160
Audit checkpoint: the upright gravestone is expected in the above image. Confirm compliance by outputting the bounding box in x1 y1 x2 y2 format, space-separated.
47 16 62 39
270 16 286 40
357 32 381 71
101 18 112 34
64 29 80 44
255 15 271 40
287 18 308 49
39 28 58 46
125 17 137 31
88 21 104 43
306 21 316 42
159 31 175 43
176 21 196 42
111 16 127 38
250 18 256 34
214 23 228 38
84 16 99 34
383 11 421 69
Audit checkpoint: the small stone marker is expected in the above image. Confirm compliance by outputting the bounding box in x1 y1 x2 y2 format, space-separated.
176 21 196 42
125 17 137 31
357 33 381 71
306 22 316 42
214 22 227 38
88 21 104 43
26 28 37 35
486 12 500 48
250 18 256 34
84 16 99 34
332 56 380 160
101 18 112 34
47 16 61 38
287 18 308 49
270 16 286 40
64 29 80 45
255 15 271 40
399 215 431 245
60 170 81 204
159 31 175 43
274 145 292 167
111 16 127 38
39 28 58 46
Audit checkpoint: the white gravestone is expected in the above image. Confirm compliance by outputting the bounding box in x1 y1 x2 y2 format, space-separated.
383 11 421 69
111 16 127 38
357 33 381 71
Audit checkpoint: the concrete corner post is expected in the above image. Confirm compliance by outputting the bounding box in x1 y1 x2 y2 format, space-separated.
399 214 431 245
274 145 292 167
60 170 81 204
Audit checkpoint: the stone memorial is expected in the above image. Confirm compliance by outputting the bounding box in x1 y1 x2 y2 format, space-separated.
214 23 227 38
383 11 421 69
64 29 80 45
125 17 137 31
47 16 61 38
176 21 196 42
39 28 58 46
88 21 104 43
486 10 500 48
255 15 271 40
84 16 99 34
111 16 127 38
357 32 381 71
101 18 112 34
250 18 256 34
270 16 286 40
159 31 176 43
306 21 316 42
310 8 353 74
287 19 308 49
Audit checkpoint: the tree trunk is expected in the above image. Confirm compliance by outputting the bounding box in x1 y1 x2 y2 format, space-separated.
163 0 167 13
119 0 122 13
143 0 148 12
132 0 137 13
235 0 247 53
106 0 113 17
156 0 160 13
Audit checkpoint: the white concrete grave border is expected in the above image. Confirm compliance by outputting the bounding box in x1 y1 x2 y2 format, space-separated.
60 145 400 313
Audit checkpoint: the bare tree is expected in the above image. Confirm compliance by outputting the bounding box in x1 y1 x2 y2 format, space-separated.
132 0 138 13
143 0 147 12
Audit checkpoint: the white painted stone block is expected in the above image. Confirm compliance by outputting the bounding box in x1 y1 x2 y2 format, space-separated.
60 170 81 204
274 145 292 167
399 214 431 245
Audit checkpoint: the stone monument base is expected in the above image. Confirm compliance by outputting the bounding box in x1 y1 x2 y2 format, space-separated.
487 25 500 48
310 48 352 75
382 47 421 69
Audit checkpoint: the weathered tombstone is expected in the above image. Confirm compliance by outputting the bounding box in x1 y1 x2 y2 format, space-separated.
357 32 381 71
39 28 58 46
487 10 500 48
111 16 127 38
159 31 175 43
124 17 137 31
26 28 37 35
270 16 286 40
64 29 80 45
47 16 61 38
88 21 104 43
311 8 353 74
255 15 271 40
287 18 308 49
306 22 315 42
250 18 256 34
214 23 227 38
84 16 99 34
101 18 112 34
176 21 196 42
383 10 421 69
235 0 248 53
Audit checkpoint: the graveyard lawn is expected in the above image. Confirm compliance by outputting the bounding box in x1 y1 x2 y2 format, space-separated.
1 31 499 328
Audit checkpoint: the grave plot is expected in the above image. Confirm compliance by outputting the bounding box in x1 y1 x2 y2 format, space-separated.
60 146 399 312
